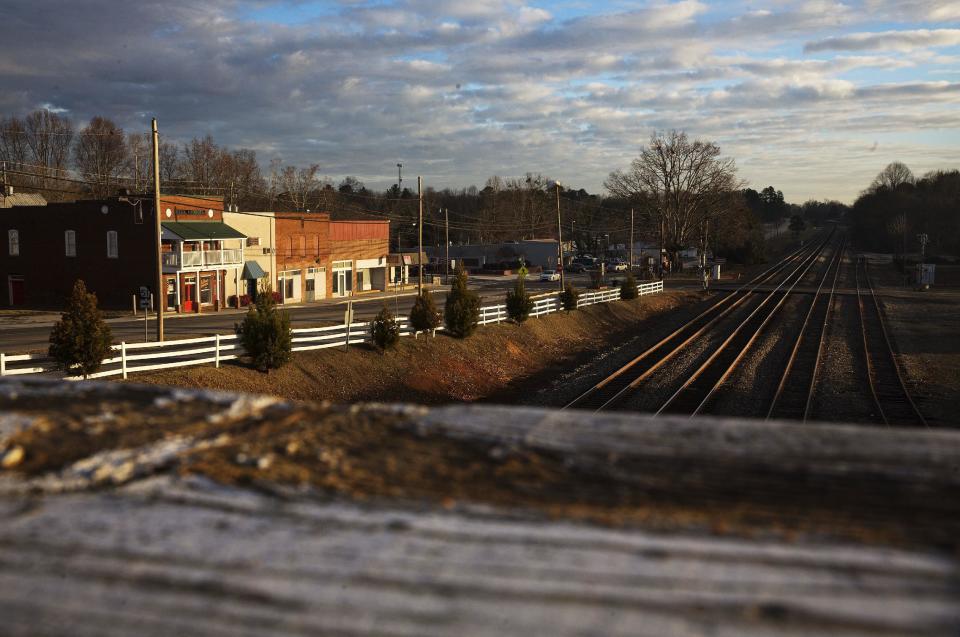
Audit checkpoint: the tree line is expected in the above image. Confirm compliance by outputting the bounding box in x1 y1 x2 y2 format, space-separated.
848 161 959 259
3 109 785 265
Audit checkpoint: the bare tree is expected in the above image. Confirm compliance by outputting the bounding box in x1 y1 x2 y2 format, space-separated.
0 116 29 168
605 130 743 268
271 161 324 211
24 109 73 178
870 161 914 193
180 135 223 194
126 132 150 192
73 117 128 198
158 141 180 184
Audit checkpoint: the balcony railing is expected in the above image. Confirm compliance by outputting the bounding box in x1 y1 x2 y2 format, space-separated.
171 248 243 270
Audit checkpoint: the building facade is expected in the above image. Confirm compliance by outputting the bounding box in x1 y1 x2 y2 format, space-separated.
272 212 331 304
1 194 393 310
222 211 276 303
329 221 390 298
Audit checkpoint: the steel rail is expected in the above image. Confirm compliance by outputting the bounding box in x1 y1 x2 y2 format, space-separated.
653 232 834 417
765 235 845 422
690 233 845 418
562 235 828 411
856 258 928 427
855 257 886 425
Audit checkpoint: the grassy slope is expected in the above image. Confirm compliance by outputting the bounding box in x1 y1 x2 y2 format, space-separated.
125 291 699 404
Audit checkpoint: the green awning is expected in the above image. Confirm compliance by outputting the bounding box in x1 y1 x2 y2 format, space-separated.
162 221 246 240
241 260 267 280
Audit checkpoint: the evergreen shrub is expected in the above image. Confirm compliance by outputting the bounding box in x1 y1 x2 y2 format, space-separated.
235 283 292 372
371 305 401 350
443 263 480 338
48 280 113 378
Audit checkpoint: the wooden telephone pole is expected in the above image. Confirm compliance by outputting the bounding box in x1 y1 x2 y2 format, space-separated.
418 176 423 294
151 119 164 342
444 207 450 284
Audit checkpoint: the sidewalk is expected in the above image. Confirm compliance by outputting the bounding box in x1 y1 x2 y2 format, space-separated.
0 285 438 330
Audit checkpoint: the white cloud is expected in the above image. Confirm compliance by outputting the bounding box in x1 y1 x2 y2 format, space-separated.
805 28 960 53
0 0 957 203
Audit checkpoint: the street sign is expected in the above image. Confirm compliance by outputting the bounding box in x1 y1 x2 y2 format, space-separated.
138 286 151 310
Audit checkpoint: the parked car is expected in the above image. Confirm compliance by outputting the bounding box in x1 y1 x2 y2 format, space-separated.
564 263 586 273
539 270 560 282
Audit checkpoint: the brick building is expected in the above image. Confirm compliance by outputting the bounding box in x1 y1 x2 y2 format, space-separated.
1 194 392 310
273 212 331 304
0 194 246 311
329 220 390 297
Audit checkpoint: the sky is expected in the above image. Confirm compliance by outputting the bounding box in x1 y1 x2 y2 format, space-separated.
1 0 958 203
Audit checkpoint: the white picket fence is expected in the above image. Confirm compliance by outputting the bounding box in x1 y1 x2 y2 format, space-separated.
0 280 663 380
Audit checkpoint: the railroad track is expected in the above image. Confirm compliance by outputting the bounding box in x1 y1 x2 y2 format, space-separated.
564 230 834 412
855 257 927 427
766 236 846 422
654 232 838 417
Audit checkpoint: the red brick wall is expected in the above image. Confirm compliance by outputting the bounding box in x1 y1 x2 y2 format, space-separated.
159 195 225 222
273 213 331 299
0 199 158 309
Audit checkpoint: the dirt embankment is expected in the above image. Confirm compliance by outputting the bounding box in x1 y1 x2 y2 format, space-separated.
124 291 701 404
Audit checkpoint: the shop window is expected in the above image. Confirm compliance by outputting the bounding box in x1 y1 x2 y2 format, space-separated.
200 276 212 304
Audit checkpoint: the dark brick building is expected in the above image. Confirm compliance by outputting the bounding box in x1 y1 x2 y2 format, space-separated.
1 194 242 310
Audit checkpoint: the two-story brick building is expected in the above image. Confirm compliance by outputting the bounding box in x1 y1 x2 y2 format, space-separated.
1 194 247 311
273 212 331 304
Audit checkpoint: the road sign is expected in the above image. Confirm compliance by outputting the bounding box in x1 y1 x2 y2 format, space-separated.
138 286 151 310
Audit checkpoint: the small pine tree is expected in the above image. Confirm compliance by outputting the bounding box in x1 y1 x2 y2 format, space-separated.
371 305 400 350
505 274 533 323
48 280 113 378
560 283 579 312
409 290 440 332
444 263 481 338
620 272 639 300
235 282 292 372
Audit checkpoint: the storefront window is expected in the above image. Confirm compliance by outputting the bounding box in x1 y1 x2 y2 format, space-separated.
200 276 212 304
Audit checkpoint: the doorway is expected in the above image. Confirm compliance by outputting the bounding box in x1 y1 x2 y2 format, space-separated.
7 275 24 306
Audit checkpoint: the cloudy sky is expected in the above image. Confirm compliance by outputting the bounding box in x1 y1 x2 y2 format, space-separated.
2 0 958 202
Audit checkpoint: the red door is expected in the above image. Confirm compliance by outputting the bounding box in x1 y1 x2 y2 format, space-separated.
182 280 194 312
8 277 24 306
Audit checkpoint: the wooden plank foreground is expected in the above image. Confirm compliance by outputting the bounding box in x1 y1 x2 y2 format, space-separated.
0 378 958 636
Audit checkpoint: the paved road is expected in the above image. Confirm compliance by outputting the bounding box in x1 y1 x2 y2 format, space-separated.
1 273 616 353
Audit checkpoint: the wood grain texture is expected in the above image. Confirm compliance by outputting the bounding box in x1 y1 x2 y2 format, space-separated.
0 378 958 636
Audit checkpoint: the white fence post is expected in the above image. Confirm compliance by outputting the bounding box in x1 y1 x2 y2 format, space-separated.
0 352 5 377
215 334 221 368
121 342 127 380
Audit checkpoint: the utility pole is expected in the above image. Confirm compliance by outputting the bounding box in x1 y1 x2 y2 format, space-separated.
555 181 564 290
630 208 635 272
151 118 164 342
418 176 423 294
444 207 450 285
